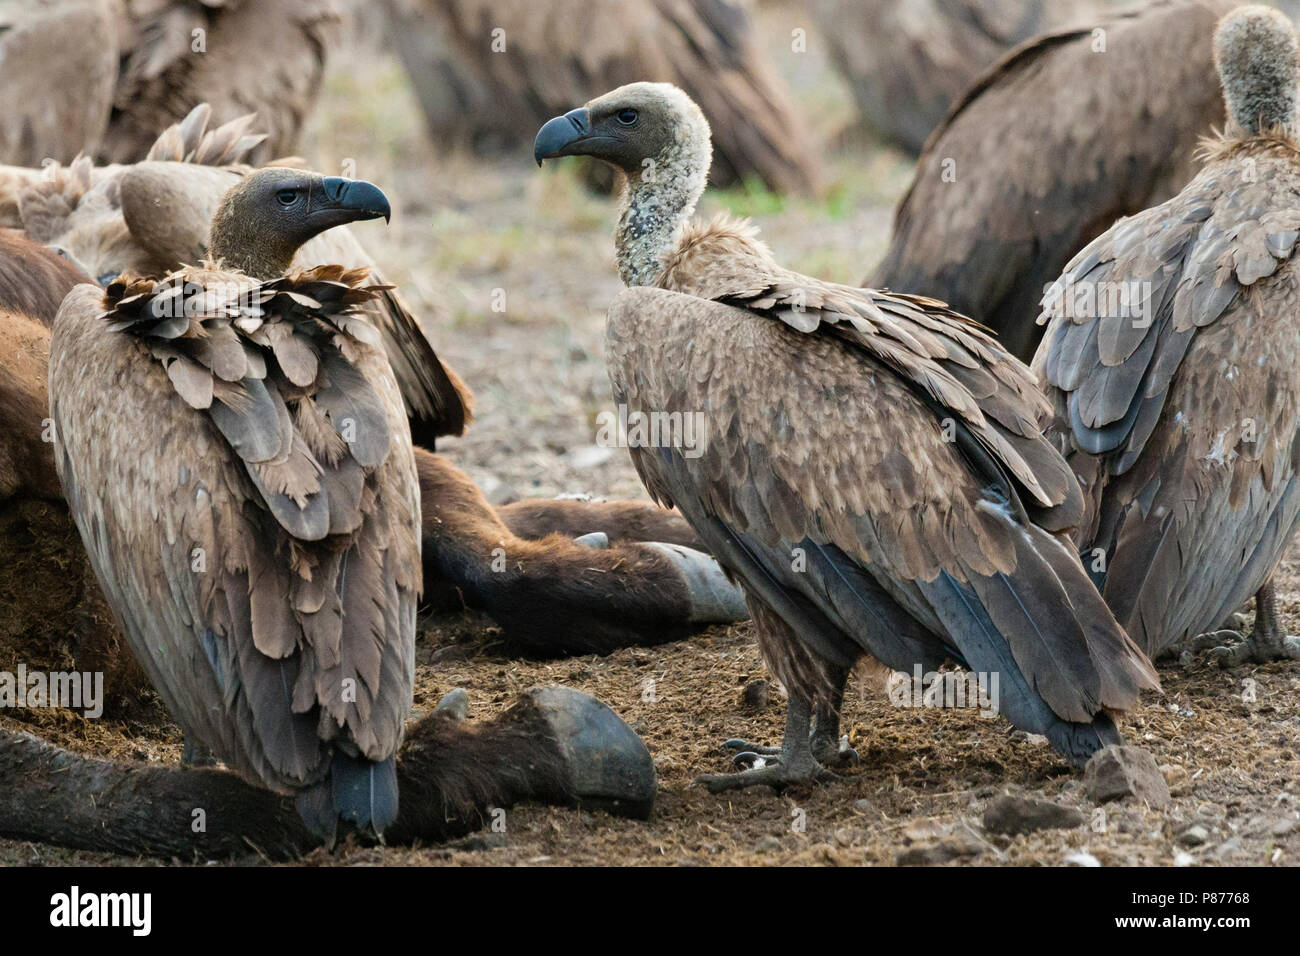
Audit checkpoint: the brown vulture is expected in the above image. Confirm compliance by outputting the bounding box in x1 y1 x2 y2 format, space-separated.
810 0 1114 155
383 0 821 194
20 104 473 447
1033 5 1300 666
871 0 1238 361
535 83 1159 788
15 106 746 660
99 0 337 164
0 0 120 166
50 167 418 839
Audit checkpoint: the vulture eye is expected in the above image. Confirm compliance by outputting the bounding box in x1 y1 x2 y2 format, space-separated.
97 272 118 286
276 189 297 206
616 108 638 126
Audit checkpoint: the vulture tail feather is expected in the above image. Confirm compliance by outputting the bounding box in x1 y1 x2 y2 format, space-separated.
918 571 1122 767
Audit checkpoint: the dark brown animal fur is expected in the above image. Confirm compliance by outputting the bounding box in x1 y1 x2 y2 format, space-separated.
0 229 89 326
0 700 572 859
416 448 707 654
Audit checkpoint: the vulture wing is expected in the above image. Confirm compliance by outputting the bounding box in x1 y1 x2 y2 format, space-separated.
662 223 1082 525
385 0 820 193
299 227 472 445
49 266 420 796
870 0 1233 360
607 287 1157 765
1033 155 1300 656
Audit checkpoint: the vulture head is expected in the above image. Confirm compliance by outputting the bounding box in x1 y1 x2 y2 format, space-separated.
534 82 713 189
535 82 716 286
1215 5 1298 138
208 167 392 279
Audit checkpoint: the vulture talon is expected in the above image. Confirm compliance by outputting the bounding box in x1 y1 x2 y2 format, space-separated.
695 763 840 794
817 737 860 768
1188 629 1244 657
730 750 771 770
723 739 782 756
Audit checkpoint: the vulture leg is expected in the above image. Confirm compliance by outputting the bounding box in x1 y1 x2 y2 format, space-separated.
1209 579 1300 666
417 449 744 654
808 664 859 767
722 663 859 767
696 695 837 793
180 738 217 768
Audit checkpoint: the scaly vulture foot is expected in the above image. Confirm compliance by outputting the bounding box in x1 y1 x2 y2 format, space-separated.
722 697 858 768
723 733 858 768
1209 629 1300 666
697 698 845 792
1207 581 1300 666
1175 629 1243 662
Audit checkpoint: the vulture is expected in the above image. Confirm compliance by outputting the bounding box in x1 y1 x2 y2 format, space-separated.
871 0 1238 361
810 0 1114 155
20 104 473 447
383 0 821 194
100 0 338 164
49 167 419 839
0 0 120 166
535 83 1159 787
1033 5 1300 666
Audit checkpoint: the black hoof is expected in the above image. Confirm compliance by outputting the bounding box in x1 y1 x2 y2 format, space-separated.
527 685 657 819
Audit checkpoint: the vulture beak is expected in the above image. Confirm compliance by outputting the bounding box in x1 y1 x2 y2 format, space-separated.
317 177 392 224
534 108 593 165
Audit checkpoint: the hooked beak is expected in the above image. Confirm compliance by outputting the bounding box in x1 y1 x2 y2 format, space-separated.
318 177 392 224
534 108 593 165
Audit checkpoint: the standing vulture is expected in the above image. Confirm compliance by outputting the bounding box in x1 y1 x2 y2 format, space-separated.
383 0 821 194
871 0 1237 362
50 167 418 839
1033 5 1300 666
535 83 1159 787
809 0 1114 155
100 0 338 164
0 0 121 166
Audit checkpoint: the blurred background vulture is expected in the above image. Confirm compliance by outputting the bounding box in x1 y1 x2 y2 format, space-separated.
381 0 821 194
872 0 1238 361
1034 5 1300 666
100 0 339 164
0 0 121 166
51 167 418 839
536 83 1159 786
810 0 1116 155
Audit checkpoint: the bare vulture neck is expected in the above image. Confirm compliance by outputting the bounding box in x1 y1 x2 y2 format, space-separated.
615 136 711 287
208 207 299 280
1215 8 1300 139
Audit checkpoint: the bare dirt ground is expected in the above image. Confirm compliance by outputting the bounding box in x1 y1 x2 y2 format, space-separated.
1 7 1297 867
